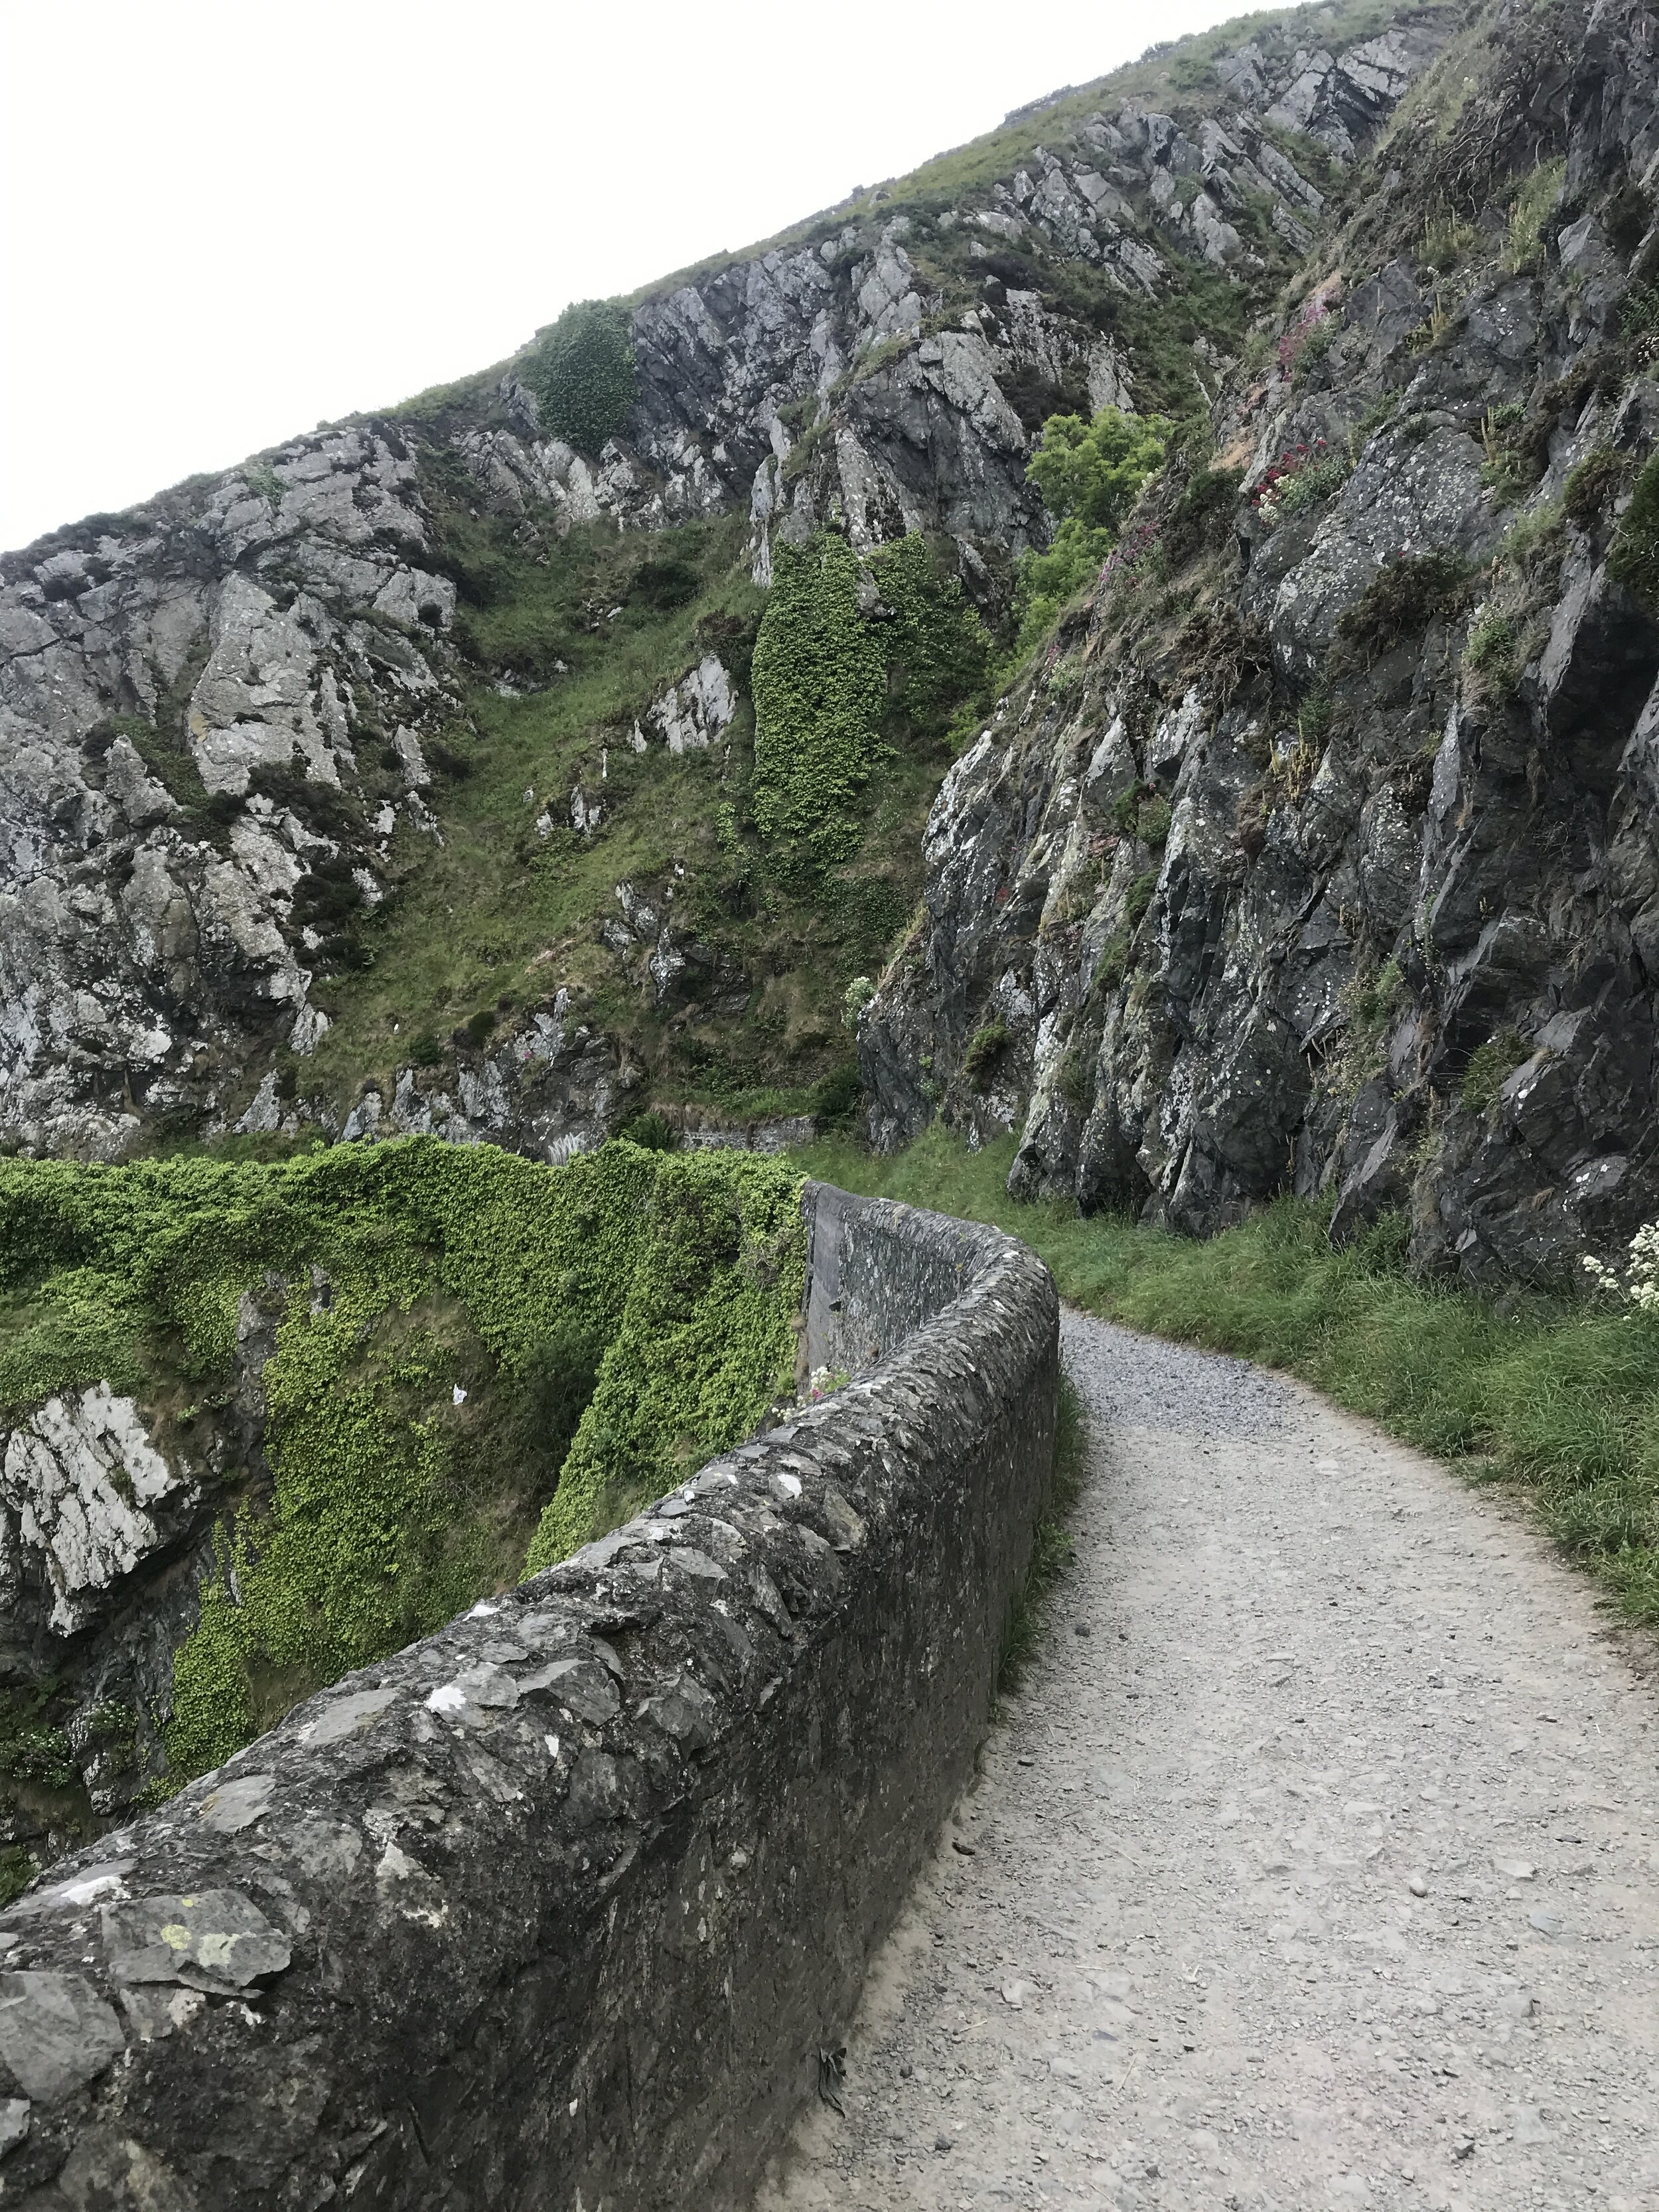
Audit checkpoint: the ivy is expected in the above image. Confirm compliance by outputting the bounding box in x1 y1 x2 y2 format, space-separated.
866 534 993 736
751 532 991 877
527 300 637 456
751 534 887 873
0 1140 803 1785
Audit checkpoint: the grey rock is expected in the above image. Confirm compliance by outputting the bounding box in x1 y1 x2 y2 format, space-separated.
0 1972 124 2106
100 1889 291 1993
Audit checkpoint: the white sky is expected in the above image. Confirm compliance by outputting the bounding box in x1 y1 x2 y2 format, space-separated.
1 0 1242 553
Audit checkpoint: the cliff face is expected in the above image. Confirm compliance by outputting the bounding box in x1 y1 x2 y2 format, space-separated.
861 0 1659 1284
0 3 1445 1166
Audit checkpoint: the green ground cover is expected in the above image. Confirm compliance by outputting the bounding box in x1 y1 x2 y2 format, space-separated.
298 504 987 1128
0 1140 802 1782
794 1129 1659 1628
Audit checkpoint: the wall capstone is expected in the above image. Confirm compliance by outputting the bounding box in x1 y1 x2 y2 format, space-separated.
0 1183 1058 2211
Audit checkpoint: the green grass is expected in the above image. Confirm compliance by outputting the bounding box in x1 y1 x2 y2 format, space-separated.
298 502 946 1126
793 1127 1659 1627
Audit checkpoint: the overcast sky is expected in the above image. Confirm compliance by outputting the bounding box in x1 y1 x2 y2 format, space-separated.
1 0 1243 553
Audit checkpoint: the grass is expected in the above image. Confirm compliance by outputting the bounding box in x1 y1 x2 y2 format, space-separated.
296 498 934 1126
792 1126 1659 1629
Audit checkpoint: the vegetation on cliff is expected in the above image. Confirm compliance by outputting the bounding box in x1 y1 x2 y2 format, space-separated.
0 1140 803 1786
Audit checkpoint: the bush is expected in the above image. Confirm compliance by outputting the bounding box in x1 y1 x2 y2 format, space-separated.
527 301 637 456
1506 158 1566 271
962 1021 1011 1090
1335 552 1475 666
1563 447 1626 530
1026 407 1174 536
843 976 877 1031
814 1061 864 1128
1461 1029 1530 1111
1012 408 1171 658
1163 465 1241 565
616 1109 676 1150
630 557 700 611
1463 609 1520 695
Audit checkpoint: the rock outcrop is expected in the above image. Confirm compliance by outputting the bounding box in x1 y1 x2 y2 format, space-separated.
861 0 1659 1284
0 4 1450 1168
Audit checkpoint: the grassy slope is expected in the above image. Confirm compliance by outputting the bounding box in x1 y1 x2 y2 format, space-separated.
794 1129 1659 1628
301 504 928 1118
291 0 1456 1129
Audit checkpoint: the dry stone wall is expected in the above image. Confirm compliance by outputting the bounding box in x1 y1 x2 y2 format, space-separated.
0 1183 1057 2212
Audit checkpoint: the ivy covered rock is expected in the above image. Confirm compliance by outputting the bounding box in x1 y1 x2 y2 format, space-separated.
0 1138 804 1882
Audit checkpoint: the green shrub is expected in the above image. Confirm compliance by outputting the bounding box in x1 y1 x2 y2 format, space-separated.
1275 452 1350 517
1506 157 1565 271
1335 552 1475 666
631 556 700 611
527 301 637 455
1463 609 1521 696
962 1021 1011 1090
1012 407 1171 656
1461 1029 1530 1111
843 976 877 1031
1137 796 1173 848
1025 407 1173 534
1609 453 1659 607
1563 446 1626 530
617 1109 676 1150
813 1061 864 1128
1163 465 1242 565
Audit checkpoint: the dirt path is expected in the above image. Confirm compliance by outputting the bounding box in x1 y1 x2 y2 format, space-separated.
759 1308 1659 2212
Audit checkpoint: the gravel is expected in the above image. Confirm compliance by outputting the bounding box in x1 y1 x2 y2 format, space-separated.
759 1308 1659 2212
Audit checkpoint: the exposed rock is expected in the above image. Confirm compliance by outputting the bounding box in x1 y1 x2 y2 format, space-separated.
861 0 1659 1285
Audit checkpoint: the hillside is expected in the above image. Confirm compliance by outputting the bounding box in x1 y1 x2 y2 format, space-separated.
0 0 1449 1166
860 0 1659 1286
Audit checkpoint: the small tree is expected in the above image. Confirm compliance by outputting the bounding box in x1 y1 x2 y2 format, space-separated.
1013 407 1171 660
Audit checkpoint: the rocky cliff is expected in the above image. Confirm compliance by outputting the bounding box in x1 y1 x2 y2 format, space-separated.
1 2 1448 1166
861 0 1659 1284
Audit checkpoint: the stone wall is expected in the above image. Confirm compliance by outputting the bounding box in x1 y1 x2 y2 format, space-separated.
0 1183 1058 2211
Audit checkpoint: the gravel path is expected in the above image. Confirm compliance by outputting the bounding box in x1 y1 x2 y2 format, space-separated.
759 1308 1659 2212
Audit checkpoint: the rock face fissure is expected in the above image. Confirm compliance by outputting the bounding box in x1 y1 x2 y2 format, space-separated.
0 1185 1058 2212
